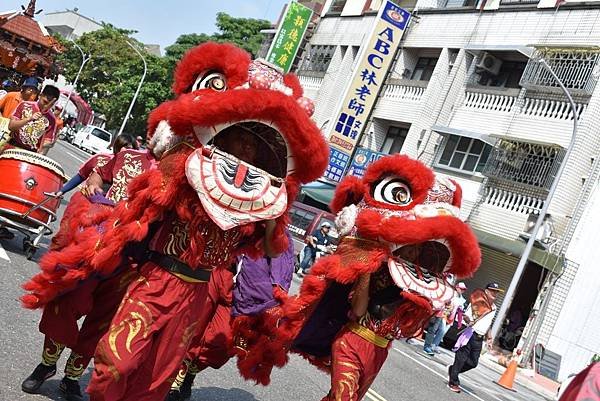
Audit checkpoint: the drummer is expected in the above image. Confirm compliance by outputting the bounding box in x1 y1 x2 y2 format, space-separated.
6 85 60 153
50 134 137 199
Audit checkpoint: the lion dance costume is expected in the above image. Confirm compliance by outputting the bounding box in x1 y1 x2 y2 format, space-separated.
21 42 329 401
236 154 481 401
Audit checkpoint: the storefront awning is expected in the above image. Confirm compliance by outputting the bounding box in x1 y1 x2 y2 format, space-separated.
431 125 496 145
300 180 336 206
472 228 563 274
464 44 534 58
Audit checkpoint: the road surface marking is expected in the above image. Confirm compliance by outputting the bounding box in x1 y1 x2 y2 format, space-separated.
393 347 502 401
366 388 387 401
0 242 10 262
62 148 87 164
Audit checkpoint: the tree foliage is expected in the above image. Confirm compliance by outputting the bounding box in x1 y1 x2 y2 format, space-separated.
54 24 171 137
164 12 271 70
55 13 271 136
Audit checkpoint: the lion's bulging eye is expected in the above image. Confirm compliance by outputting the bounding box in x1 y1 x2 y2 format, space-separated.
191 72 227 92
373 177 412 206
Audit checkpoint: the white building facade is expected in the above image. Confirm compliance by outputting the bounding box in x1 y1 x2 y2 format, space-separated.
295 0 600 381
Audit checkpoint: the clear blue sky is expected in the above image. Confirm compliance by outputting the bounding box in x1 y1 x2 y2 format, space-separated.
9 0 289 52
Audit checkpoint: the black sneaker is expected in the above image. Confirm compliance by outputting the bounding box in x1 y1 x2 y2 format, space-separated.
59 377 83 401
166 390 183 401
180 373 195 400
21 363 56 393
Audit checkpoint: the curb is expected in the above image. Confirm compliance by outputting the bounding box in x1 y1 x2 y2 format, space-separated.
479 354 557 400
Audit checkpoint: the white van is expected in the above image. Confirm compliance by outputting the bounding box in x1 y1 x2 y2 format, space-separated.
73 125 113 154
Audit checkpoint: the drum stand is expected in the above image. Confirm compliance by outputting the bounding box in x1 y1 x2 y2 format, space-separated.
0 194 56 260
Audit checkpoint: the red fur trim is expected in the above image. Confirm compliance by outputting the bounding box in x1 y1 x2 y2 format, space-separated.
147 99 175 139
233 308 289 385
450 179 462 208
361 214 481 278
282 74 303 99
163 89 329 185
378 291 433 338
173 42 251 96
329 175 366 214
362 154 435 211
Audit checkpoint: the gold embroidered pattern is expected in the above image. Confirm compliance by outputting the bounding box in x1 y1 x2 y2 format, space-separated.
164 220 190 257
42 339 65 366
170 358 190 391
334 361 359 401
17 104 49 150
64 352 86 380
108 298 153 361
107 153 144 203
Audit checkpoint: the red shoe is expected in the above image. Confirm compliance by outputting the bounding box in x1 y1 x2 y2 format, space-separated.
448 383 461 393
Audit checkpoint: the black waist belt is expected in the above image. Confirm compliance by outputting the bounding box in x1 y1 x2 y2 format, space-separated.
473 333 485 341
148 251 212 283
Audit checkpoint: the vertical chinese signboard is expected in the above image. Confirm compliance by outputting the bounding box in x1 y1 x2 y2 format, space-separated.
324 1 410 182
267 1 313 73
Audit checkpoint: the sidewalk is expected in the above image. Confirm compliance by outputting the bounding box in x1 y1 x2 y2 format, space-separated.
408 338 559 400
479 351 559 400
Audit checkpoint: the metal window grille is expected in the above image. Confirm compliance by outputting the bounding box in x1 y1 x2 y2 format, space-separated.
521 48 600 96
298 45 336 73
482 139 565 191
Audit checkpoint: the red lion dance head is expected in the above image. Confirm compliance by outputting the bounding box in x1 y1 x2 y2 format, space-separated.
22 42 329 309
236 154 481 384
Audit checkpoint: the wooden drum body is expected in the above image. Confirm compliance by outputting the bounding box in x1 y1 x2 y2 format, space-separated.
0 149 67 228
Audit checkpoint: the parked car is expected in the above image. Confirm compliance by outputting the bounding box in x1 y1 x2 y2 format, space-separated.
72 125 112 154
287 201 339 269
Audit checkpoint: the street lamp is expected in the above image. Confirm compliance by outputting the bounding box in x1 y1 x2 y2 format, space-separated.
117 41 147 137
490 57 579 349
60 39 91 118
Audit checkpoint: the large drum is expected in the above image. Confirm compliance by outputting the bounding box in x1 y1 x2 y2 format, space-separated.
0 148 67 228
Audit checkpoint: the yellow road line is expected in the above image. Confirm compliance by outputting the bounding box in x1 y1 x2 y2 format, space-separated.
366 387 387 401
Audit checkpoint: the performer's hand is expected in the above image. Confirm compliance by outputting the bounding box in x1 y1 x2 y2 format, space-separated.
30 112 43 121
45 191 63 198
81 183 102 197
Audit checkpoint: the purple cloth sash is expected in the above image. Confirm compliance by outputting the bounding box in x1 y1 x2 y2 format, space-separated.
88 193 115 206
452 327 473 352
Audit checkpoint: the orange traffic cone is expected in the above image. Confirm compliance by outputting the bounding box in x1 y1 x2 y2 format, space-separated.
495 359 518 392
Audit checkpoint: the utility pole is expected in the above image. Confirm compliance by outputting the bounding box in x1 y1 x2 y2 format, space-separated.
117 41 147 137
491 57 579 351
60 39 90 119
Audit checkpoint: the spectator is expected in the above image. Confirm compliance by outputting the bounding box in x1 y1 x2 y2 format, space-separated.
448 282 503 393
423 282 467 355
297 221 332 276
0 77 39 118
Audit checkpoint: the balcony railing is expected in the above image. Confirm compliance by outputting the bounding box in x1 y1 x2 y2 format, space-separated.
482 185 544 214
500 0 539 5
463 90 586 120
482 139 565 191
464 91 516 113
382 84 425 102
521 48 600 96
298 75 323 92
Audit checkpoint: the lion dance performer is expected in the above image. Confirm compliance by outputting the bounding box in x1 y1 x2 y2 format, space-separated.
21 137 155 401
167 231 295 401
235 154 481 400
21 42 329 401
49 133 138 250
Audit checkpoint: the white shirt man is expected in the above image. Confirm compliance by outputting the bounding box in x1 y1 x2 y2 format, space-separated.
448 282 503 393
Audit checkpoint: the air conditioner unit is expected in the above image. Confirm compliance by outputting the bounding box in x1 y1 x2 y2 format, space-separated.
476 52 502 75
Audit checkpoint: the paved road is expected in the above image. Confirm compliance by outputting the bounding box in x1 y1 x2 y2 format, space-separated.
0 141 553 401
